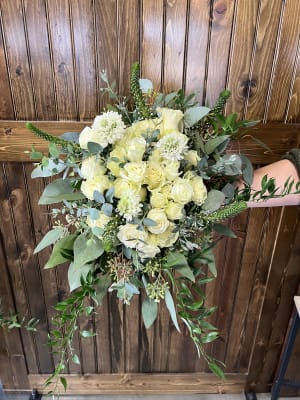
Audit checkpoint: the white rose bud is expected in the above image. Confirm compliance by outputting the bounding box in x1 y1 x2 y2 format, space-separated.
191 176 208 206
165 201 185 220
171 177 194 205
117 224 148 248
146 208 170 234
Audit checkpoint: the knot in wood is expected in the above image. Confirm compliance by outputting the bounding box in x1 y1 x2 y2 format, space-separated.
15 65 23 76
4 127 12 135
241 79 257 98
214 3 227 15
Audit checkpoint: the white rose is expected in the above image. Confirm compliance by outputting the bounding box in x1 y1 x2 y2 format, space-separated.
162 160 180 181
138 243 160 259
126 137 147 162
81 175 112 200
81 155 106 179
79 126 108 149
165 201 185 220
184 150 200 166
145 162 165 189
150 222 179 248
171 177 194 205
146 208 169 234
191 176 208 206
157 107 184 137
120 162 146 183
117 224 148 248
150 191 169 208
113 178 141 199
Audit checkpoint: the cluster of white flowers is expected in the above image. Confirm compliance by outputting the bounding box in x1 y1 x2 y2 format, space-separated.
80 108 208 260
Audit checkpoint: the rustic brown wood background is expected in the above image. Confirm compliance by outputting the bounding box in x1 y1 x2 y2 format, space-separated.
0 0 300 395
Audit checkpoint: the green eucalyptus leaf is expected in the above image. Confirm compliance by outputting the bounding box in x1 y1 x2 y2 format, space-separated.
49 142 60 158
68 262 94 292
164 288 180 333
31 159 66 178
34 227 65 254
72 354 80 365
139 78 153 93
44 234 77 269
204 135 230 154
142 297 158 329
80 330 96 338
240 154 254 185
202 190 225 212
73 234 104 268
184 106 210 128
39 178 85 204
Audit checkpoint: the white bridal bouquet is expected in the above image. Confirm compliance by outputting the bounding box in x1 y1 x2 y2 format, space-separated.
26 63 291 393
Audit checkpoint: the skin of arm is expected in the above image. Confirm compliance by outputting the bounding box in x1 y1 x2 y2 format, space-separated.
245 159 300 207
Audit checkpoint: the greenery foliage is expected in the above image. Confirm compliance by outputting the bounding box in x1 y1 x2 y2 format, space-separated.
21 63 299 396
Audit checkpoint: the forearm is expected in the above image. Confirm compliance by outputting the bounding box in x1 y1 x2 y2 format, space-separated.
246 159 300 207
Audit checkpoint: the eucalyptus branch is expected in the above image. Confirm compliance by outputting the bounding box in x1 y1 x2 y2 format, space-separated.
45 273 97 396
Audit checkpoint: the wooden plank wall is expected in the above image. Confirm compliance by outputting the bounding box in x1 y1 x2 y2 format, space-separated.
0 0 300 394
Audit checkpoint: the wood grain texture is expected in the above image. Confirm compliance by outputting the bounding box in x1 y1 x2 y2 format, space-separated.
70 0 97 120
141 0 164 89
94 0 118 111
266 0 300 121
0 0 36 120
226 0 259 117
185 0 210 103
117 0 140 95
22 0 57 120
244 0 283 120
46 0 78 120
0 15 14 119
205 0 235 106
28 372 247 394
163 0 188 92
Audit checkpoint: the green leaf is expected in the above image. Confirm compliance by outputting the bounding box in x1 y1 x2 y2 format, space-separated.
166 251 195 281
80 330 96 338
164 288 180 333
31 159 66 178
143 218 157 227
139 78 153 93
201 331 219 343
202 189 225 212
204 135 230 155
184 106 210 128
240 154 254 185
72 354 80 365
34 227 65 254
49 142 60 158
208 362 225 379
142 297 158 329
68 262 94 292
73 234 104 268
87 141 103 154
60 376 67 392
213 223 237 238
39 178 85 204
44 234 77 269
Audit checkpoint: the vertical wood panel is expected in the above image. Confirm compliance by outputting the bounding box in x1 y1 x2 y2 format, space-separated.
110 294 125 373
141 0 164 89
3 162 53 373
266 0 300 121
243 0 283 120
70 0 97 120
152 302 170 372
205 0 235 106
286 47 300 122
125 296 140 372
0 232 28 389
0 18 14 119
246 207 300 392
22 0 57 120
139 291 155 372
117 0 140 95
95 295 111 373
0 162 38 373
46 0 78 120
163 0 188 92
0 0 36 120
185 0 210 102
94 0 118 111
226 0 259 117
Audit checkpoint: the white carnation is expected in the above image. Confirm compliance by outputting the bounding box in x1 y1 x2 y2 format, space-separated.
156 132 189 160
117 190 143 221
